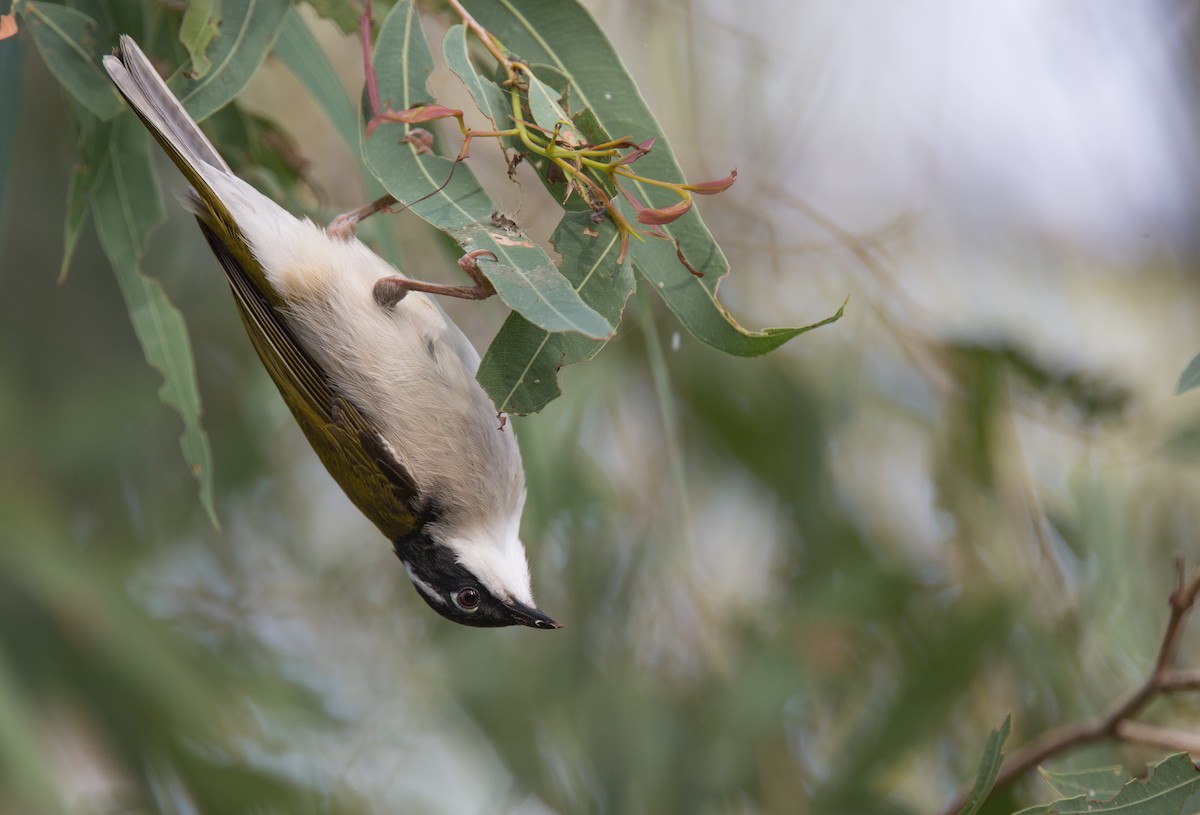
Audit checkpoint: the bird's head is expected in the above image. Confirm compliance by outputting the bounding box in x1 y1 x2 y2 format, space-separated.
396 522 560 630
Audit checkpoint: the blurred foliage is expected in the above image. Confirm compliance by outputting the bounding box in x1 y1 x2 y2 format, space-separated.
3 1 1200 814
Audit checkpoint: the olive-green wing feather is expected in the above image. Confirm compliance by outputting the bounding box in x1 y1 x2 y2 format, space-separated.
196 221 423 541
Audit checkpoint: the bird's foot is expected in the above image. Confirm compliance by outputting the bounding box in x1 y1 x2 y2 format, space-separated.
373 251 498 307
327 194 398 240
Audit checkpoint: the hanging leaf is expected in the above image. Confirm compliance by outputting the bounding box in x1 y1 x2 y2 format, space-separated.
274 8 358 151
178 0 222 79
90 114 218 526
442 23 509 133
21 1 123 119
956 715 1011 815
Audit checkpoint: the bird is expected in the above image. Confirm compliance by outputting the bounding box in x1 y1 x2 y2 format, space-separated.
103 36 559 630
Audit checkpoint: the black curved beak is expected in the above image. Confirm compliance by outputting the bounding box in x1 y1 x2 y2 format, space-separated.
505 599 562 630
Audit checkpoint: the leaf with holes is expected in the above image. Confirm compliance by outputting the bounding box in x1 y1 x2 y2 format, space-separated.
1016 754 1200 815
477 212 634 414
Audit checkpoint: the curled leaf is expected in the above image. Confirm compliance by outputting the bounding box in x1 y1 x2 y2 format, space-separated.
684 168 737 195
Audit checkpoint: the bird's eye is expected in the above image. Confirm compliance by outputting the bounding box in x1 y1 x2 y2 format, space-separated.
454 587 481 611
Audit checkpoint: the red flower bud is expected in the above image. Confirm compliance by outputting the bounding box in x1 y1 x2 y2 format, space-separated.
613 138 656 167
683 168 737 195
635 197 692 225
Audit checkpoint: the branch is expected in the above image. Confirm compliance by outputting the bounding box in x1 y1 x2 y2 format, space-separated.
1114 720 1200 755
937 559 1200 815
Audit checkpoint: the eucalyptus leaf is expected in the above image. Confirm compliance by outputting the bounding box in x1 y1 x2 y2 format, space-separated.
477 212 633 414
274 7 358 151
299 0 361 35
178 0 222 79
363 0 612 341
463 0 843 354
524 69 582 147
1176 352 1200 395
956 715 1010 815
90 113 218 526
1020 754 1200 815
1013 797 1087 815
1038 765 1132 800
59 103 105 282
21 1 123 119
442 23 507 128
167 0 290 122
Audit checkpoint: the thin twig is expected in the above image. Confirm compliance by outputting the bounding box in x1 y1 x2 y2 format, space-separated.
1161 669 1200 692
1114 720 1200 755
360 0 380 116
445 0 516 79
937 561 1200 815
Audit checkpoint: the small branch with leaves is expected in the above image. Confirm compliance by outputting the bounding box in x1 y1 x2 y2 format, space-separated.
941 558 1200 815
348 0 736 276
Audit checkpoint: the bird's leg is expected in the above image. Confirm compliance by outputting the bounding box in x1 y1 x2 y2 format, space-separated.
373 250 498 307
327 194 399 240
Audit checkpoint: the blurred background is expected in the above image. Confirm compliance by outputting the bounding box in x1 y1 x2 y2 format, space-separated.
3 1 1200 813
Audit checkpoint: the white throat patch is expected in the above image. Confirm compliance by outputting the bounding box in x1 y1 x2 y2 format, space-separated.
442 516 534 607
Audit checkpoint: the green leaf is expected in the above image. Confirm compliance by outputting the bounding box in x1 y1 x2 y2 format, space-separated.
0 34 22 225
518 63 614 213
1013 798 1087 815
1176 353 1200 395
956 715 1011 815
21 1 123 120
90 113 218 526
58 102 106 282
178 0 222 79
441 23 507 127
274 7 358 151
1021 754 1200 815
299 0 360 35
462 0 844 355
199 103 307 208
524 69 582 147
1039 765 1132 800
167 0 290 122
363 0 612 341
477 211 634 414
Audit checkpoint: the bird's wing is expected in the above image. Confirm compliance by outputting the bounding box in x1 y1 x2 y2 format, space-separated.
197 221 425 541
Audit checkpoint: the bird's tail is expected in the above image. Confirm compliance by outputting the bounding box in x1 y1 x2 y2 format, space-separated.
103 35 231 199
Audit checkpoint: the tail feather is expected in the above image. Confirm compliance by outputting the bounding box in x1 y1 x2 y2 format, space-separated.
102 35 230 179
